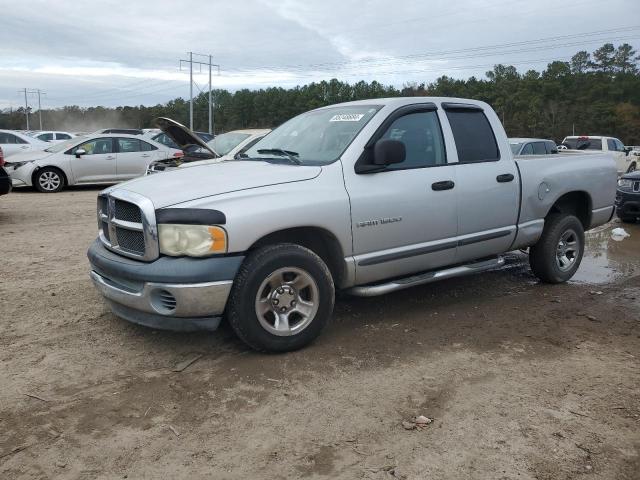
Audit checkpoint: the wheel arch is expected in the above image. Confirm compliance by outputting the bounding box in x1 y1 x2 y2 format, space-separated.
31 165 69 187
247 226 346 288
545 191 592 230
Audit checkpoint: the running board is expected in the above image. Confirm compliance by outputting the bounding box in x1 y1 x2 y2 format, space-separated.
346 256 505 297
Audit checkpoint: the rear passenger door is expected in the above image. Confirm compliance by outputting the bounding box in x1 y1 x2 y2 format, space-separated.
115 138 158 180
0 132 31 157
443 104 519 263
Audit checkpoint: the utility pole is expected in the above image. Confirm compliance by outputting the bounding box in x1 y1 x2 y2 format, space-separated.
20 88 29 130
35 89 43 130
180 53 220 132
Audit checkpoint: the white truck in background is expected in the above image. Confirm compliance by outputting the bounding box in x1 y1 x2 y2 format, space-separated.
562 135 636 173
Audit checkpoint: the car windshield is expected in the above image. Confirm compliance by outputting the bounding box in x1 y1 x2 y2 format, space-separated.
44 136 88 153
243 105 381 165
509 143 522 154
207 132 251 156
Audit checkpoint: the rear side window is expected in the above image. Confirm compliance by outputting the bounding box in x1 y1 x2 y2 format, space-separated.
532 142 546 155
118 138 142 152
57 133 71 140
446 110 499 163
140 141 156 151
0 132 26 144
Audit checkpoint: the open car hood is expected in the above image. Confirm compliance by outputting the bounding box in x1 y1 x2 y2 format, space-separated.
154 117 218 158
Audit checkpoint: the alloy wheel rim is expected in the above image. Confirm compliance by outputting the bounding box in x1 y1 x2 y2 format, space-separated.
254 266 319 336
39 171 61 191
556 229 579 272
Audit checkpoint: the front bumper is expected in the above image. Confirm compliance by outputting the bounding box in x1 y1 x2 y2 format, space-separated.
88 239 244 331
615 189 640 218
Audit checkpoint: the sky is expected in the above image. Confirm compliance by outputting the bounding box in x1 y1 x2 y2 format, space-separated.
0 0 638 110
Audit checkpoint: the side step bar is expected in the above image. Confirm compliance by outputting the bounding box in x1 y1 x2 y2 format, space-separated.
346 256 505 297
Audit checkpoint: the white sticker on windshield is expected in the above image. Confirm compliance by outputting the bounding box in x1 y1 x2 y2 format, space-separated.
330 113 365 122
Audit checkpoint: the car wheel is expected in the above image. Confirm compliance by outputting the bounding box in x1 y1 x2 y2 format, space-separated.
227 243 334 352
619 216 637 223
627 162 637 173
529 214 585 283
34 167 65 193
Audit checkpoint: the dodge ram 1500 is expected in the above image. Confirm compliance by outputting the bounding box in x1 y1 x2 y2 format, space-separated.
88 97 616 352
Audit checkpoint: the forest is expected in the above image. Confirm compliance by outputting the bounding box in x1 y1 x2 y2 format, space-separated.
1 43 639 144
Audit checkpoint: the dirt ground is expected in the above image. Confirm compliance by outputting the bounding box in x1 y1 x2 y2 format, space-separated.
1 186 639 480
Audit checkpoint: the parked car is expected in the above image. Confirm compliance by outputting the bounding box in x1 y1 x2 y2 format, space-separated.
615 170 640 222
94 128 144 135
88 97 616 352
561 135 634 173
29 131 75 143
0 130 49 158
5 134 182 192
0 147 11 196
509 138 558 156
146 119 269 174
147 130 214 150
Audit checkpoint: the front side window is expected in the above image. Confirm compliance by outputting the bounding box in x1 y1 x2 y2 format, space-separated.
379 111 446 169
532 142 546 155
509 143 523 155
243 105 381 165
38 133 54 141
613 139 625 152
521 143 534 155
118 138 142 153
607 139 616 151
73 138 113 155
445 109 499 163
152 133 178 149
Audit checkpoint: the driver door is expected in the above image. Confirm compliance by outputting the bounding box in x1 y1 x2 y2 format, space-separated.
69 137 117 183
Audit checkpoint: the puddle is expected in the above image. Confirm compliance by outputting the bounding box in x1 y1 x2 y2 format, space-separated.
570 221 640 285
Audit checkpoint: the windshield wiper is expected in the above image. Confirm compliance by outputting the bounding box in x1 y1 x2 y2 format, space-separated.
257 148 301 165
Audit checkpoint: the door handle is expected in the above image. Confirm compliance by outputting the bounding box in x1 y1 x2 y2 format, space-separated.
432 180 455 191
496 173 514 183
106 156 115 160
141 154 150 157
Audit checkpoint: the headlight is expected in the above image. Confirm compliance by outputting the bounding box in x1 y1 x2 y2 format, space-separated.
158 224 227 257
618 178 633 188
9 160 35 170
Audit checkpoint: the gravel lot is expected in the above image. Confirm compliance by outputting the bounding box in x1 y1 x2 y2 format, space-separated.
1 187 639 479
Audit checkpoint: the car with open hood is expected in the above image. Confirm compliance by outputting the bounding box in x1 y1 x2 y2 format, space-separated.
145 118 269 174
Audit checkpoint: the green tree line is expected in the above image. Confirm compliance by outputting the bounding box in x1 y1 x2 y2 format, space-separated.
2 43 639 144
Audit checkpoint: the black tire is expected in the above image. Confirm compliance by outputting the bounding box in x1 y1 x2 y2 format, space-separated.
627 162 637 173
619 216 637 224
34 167 66 193
227 243 335 352
529 214 585 283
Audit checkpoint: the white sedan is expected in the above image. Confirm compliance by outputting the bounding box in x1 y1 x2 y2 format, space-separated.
29 131 76 143
0 129 49 158
5 133 183 192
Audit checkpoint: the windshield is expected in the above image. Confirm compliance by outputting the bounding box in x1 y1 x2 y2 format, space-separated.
44 136 87 153
563 137 602 150
509 143 522 154
208 132 251 156
243 105 381 165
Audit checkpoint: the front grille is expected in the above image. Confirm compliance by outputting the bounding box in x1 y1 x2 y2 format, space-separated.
634 181 640 193
116 228 145 254
115 199 142 223
97 192 158 261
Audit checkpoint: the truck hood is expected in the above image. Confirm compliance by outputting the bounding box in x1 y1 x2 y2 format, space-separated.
114 161 322 208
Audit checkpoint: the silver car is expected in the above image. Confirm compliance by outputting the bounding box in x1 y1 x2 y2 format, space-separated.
6 134 182 192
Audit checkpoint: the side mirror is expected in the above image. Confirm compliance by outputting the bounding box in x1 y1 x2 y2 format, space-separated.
373 139 405 166
75 148 86 158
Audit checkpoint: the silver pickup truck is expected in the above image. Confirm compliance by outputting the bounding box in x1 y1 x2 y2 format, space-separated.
88 97 616 352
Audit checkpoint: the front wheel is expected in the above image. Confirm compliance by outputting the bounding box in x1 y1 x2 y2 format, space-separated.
227 243 335 352
627 162 637 173
529 214 585 283
34 167 65 193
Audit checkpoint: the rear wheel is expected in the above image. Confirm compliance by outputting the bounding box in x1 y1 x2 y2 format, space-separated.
34 167 65 193
227 243 334 352
529 214 585 283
